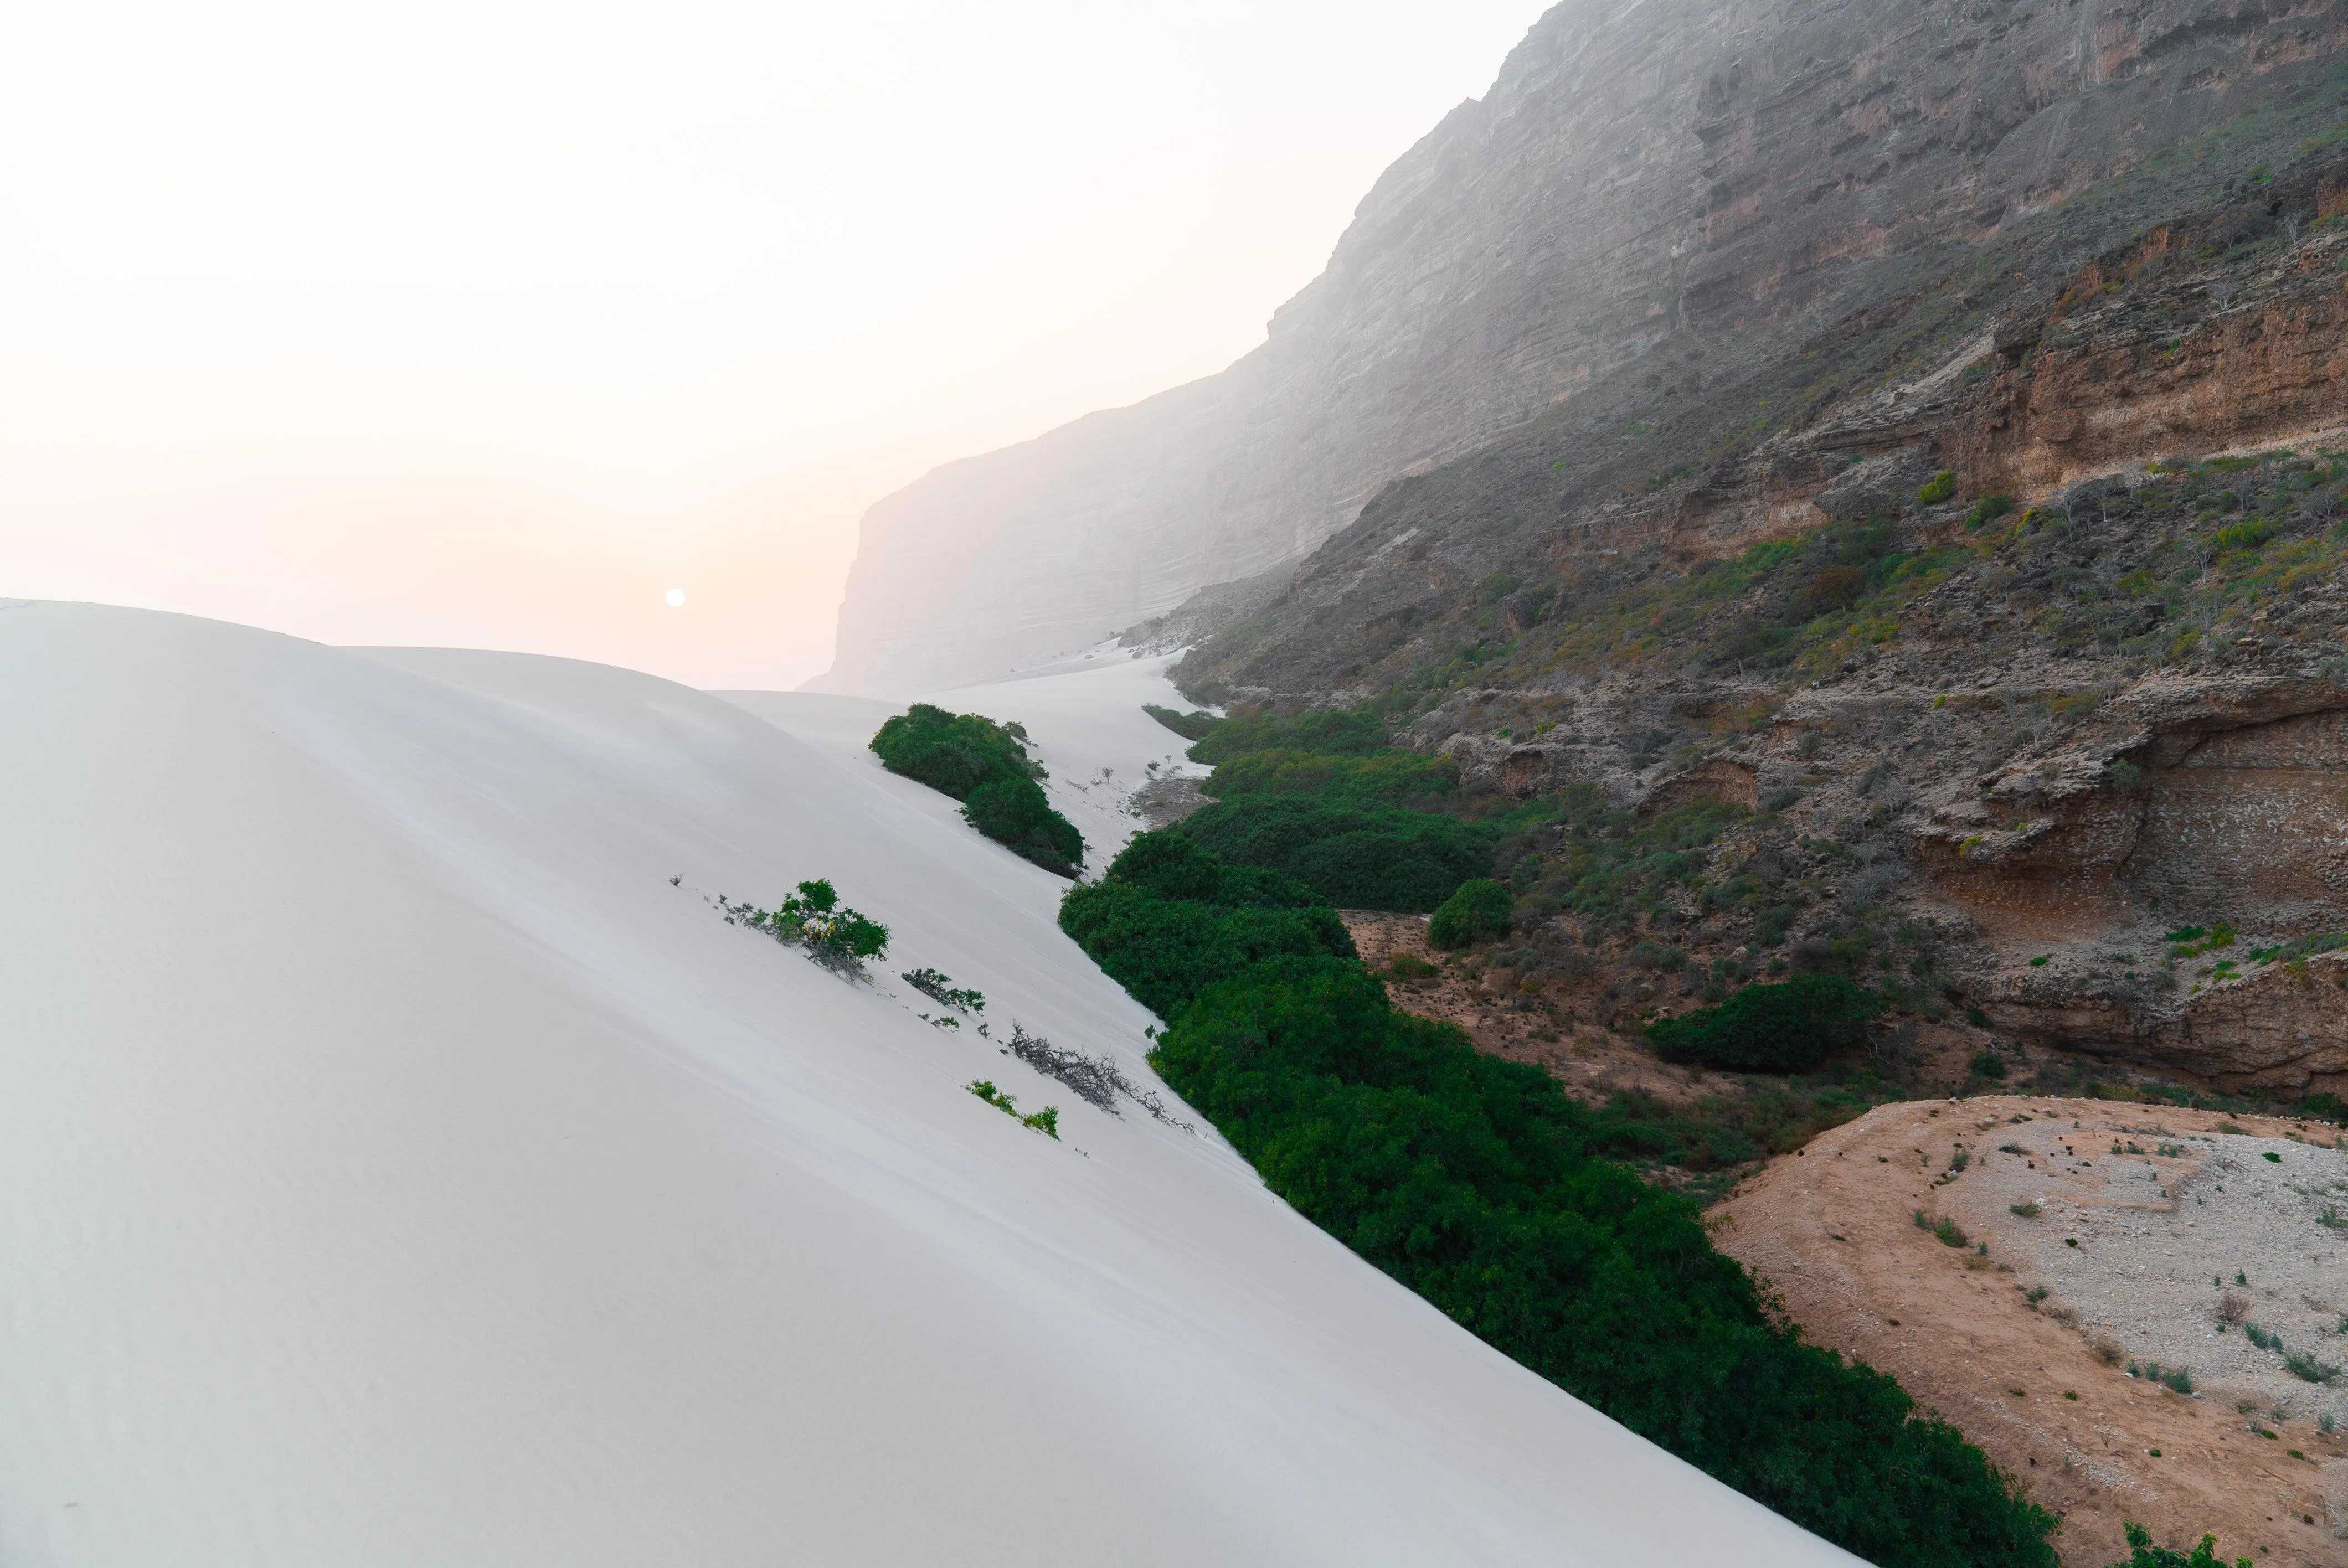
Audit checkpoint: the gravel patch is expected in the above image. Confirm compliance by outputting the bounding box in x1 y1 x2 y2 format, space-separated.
1953 1112 2348 1432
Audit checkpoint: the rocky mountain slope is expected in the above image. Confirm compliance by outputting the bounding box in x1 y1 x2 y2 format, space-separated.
1177 146 2348 1101
816 0 2348 695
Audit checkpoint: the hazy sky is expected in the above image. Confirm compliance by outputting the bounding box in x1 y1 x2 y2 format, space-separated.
0 1 1546 688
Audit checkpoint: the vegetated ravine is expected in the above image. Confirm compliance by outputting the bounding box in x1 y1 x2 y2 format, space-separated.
1170 154 2348 1113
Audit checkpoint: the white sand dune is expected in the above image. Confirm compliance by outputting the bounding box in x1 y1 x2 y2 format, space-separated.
722 644 1206 870
0 602 1855 1566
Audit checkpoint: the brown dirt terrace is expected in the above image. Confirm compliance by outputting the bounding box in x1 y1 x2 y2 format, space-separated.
1713 1097 2348 1567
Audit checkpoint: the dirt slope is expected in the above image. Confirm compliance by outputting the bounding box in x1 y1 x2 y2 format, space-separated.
1712 1096 2348 1566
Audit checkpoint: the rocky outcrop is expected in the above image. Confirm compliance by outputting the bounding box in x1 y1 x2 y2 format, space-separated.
813 0 2348 695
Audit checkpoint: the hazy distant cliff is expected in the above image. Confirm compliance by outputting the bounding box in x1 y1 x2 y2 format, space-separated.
812 0 2348 695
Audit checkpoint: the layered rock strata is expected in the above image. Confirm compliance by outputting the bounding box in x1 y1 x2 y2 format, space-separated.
815 0 2348 694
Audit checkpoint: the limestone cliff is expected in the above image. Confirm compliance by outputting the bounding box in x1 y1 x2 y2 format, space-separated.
813 0 2348 695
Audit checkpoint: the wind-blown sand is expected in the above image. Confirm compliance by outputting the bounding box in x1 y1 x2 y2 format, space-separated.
0 603 1852 1565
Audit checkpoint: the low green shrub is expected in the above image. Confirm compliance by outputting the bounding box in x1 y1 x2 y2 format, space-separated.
871 704 1084 874
1180 796 1497 911
871 703 1041 798
1917 470 1957 506
2105 1523 2250 1567
1965 494 2015 531
1429 878 1514 948
1185 708 1388 764
902 968 984 1012
725 879 890 976
1142 703 1218 741
2210 518 2274 554
963 775 1084 876
1058 833 1354 1018
966 1080 1058 1138
1646 974 1882 1073
1200 747 1459 807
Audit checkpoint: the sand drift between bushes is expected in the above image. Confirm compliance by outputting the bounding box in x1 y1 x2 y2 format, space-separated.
0 604 1855 1567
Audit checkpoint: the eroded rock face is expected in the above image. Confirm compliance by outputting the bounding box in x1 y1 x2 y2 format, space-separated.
1919 674 2348 1088
812 0 2348 695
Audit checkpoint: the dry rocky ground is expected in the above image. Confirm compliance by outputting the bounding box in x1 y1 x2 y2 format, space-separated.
1714 1097 2348 1567
1351 911 2348 1562
1345 911 1728 1106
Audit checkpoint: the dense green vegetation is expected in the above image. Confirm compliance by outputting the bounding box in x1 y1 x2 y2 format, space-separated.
1181 796 1496 912
1142 703 1218 741
1581 1072 1907 1201
1429 876 1513 948
962 775 1084 876
1055 833 1353 1017
870 703 1083 876
1201 746 1458 807
1064 829 2055 1568
1158 703 1508 913
1185 707 1391 764
871 703 1041 795
1647 975 1883 1074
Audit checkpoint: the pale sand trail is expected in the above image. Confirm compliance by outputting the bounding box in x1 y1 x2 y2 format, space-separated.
0 602 1855 1566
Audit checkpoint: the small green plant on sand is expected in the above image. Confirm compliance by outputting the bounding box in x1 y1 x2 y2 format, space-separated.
2103 1522 2250 1568
725 879 890 976
902 968 985 1012
967 1080 1059 1139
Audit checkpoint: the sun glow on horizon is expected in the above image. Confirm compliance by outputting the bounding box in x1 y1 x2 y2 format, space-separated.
0 0 1544 688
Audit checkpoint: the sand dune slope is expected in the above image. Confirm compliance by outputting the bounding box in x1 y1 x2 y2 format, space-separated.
0 603 1852 1566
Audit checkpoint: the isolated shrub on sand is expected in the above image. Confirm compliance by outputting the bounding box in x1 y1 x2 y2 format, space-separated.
1428 878 1513 949
1142 703 1218 741
962 776 1084 877
1646 974 1881 1073
871 703 1042 798
727 878 890 976
871 703 1083 875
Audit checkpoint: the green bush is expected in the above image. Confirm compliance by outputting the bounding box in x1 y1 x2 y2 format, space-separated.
966 1079 1059 1138
726 878 890 976
872 704 1084 874
1964 494 2015 531
1201 747 1459 807
1149 952 2055 1568
1429 878 1514 948
1646 975 1882 1073
1180 796 1496 911
2210 518 2274 554
1057 833 1354 1018
1917 470 1957 506
1186 708 1388 764
963 776 1084 876
871 703 1040 798
1142 703 1218 741
2105 1523 2249 1568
